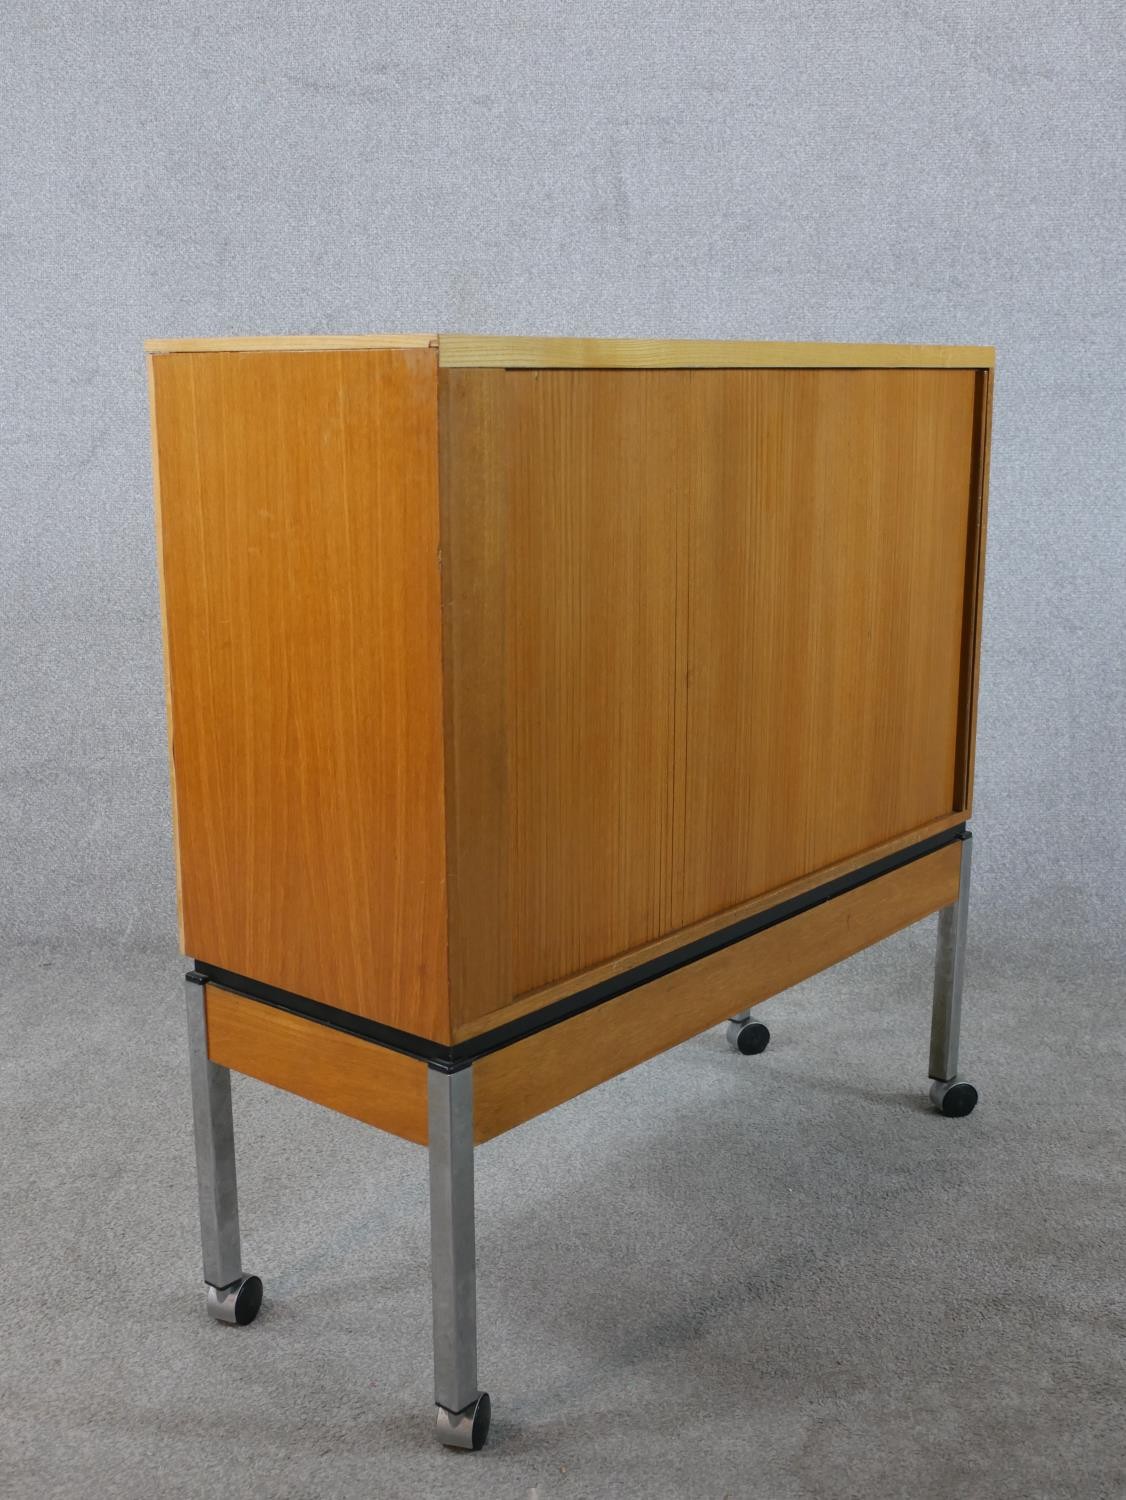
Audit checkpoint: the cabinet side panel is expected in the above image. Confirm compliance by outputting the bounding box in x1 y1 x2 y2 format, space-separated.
150 348 450 1040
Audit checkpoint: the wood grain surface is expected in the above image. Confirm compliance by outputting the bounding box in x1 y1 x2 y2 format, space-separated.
453 810 966 1042
152 344 989 1058
955 368 994 814
679 367 978 923
205 984 429 1144
438 371 512 1028
147 334 435 354
438 335 994 370
146 332 993 368
504 369 689 996
472 841 962 1142
150 347 451 1039
482 367 979 1003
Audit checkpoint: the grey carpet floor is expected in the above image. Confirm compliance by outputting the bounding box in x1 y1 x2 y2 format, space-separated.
1 922 1123 1500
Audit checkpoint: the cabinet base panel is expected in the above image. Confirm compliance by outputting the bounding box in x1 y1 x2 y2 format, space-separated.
204 985 430 1145
201 836 963 1145
472 840 961 1141
195 824 964 1069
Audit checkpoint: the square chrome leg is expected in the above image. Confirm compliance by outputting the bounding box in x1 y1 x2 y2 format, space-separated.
927 836 979 1118
185 972 263 1324
428 1064 490 1450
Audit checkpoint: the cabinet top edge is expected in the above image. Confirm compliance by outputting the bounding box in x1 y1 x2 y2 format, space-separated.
437 336 995 369
143 333 995 369
144 333 438 354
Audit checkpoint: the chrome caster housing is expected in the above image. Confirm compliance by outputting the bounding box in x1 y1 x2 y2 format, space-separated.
929 1078 979 1118
206 1273 264 1325
726 1017 770 1055
435 1391 491 1451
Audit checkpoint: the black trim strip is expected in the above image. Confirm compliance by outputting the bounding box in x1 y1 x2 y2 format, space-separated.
193 961 459 1066
194 824 966 1071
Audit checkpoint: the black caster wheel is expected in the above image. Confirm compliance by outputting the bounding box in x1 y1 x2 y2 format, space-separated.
929 1078 978 1118
726 1018 770 1055
436 1391 491 1451
206 1273 264 1325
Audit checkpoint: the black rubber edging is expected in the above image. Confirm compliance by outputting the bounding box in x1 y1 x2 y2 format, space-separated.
192 824 966 1072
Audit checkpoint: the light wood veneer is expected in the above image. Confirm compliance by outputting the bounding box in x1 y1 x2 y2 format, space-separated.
149 336 992 1054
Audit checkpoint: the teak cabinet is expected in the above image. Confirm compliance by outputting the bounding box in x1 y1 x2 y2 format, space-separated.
147 333 993 1449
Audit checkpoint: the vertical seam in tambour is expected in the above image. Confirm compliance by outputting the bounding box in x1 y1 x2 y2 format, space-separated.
333 352 362 1000
276 361 320 976
506 371 521 1005
665 375 676 934
670 372 690 932
678 373 693 930
237 357 261 959
575 372 586 975
185 356 226 940
435 359 458 1048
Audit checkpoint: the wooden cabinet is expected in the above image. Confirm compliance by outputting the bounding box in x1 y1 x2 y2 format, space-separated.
148 333 993 1447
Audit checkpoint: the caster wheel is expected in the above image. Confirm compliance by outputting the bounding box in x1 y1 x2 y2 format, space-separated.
929 1078 978 1118
206 1273 263 1326
726 1018 770 1055
436 1391 491 1451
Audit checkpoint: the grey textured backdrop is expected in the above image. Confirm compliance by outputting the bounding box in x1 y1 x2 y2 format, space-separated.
3 7 1126 1499
2 1 1124 957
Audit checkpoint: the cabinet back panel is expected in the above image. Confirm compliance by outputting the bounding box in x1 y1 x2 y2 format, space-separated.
151 348 451 1039
494 368 979 998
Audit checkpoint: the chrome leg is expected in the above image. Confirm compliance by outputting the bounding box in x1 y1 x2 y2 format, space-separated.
429 1065 490 1450
186 972 263 1324
927 836 979 1117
